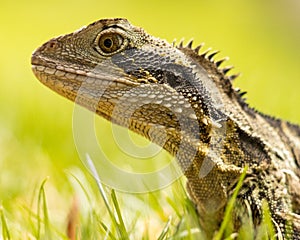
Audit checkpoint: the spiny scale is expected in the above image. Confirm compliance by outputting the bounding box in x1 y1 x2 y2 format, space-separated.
215 57 229 68
194 43 204 54
206 50 219 61
221 66 234 74
186 39 193 49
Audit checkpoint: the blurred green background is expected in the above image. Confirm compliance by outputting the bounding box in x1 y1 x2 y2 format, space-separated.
0 0 299 237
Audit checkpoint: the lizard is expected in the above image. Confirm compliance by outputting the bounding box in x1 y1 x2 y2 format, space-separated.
31 18 300 239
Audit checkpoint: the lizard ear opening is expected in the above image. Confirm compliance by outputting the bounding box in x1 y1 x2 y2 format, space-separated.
95 30 128 56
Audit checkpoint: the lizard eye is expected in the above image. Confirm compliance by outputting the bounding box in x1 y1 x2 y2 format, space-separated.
96 31 126 55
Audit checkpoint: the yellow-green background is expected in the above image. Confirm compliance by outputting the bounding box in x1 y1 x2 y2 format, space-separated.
0 0 299 236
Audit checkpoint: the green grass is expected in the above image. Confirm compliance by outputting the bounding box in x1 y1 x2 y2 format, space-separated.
0 165 278 239
0 0 299 239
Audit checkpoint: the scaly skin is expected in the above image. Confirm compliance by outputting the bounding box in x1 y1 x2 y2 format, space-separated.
31 18 300 239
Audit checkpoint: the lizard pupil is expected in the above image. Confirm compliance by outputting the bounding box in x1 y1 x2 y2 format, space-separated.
104 38 113 48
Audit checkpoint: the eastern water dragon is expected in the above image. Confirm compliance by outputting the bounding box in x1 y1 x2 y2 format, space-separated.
31 18 300 239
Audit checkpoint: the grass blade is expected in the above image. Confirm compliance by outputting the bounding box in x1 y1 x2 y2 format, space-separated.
214 166 248 240
157 216 172 240
37 177 52 240
0 206 11 240
111 190 129 239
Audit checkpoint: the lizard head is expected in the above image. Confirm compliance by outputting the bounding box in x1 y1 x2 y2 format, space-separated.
31 18 228 142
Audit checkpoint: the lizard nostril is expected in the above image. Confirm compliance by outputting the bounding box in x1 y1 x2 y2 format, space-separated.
48 41 56 48
43 40 59 51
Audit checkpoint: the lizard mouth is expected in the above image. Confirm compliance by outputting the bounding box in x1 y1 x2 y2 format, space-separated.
31 53 139 89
